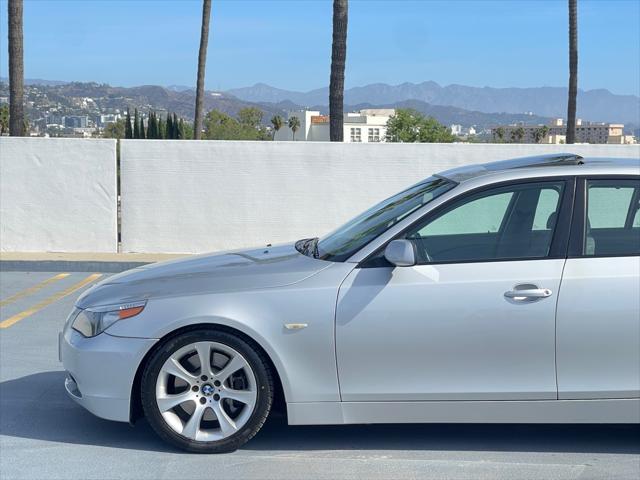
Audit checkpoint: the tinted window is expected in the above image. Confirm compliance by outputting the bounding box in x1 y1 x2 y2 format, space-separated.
314 177 455 262
420 192 512 235
402 181 565 263
585 179 640 256
533 189 561 231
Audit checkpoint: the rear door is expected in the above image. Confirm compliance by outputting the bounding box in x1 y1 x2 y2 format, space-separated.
557 176 640 399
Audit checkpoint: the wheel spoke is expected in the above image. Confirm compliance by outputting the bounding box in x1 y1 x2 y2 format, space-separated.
155 340 258 443
157 390 193 412
194 342 213 377
163 357 197 383
181 404 207 440
215 355 245 383
212 403 238 436
221 388 256 407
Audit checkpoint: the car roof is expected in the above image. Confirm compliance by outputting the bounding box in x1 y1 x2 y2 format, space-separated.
439 153 640 183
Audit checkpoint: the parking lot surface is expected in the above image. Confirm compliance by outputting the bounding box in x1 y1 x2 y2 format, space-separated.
1 270 639 480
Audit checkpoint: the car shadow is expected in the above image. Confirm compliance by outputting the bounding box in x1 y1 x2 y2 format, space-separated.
1 371 638 455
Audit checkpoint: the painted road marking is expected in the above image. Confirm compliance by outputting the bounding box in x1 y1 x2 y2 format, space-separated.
0 273 71 307
0 274 102 329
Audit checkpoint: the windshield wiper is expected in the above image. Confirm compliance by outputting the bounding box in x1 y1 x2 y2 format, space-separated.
295 237 319 258
311 238 320 258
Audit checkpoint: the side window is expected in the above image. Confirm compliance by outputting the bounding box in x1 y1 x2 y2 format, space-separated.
584 179 640 256
418 192 512 236
403 181 565 264
532 189 561 230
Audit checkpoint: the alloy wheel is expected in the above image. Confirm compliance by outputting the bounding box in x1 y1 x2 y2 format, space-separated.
154 341 257 442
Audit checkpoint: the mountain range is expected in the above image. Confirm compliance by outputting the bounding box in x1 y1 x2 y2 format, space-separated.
3 78 638 133
227 81 640 125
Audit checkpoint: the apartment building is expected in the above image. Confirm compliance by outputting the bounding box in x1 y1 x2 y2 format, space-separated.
492 118 636 144
274 109 395 142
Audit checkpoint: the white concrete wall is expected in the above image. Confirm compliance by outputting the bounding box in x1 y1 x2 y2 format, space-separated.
0 137 117 252
120 140 639 254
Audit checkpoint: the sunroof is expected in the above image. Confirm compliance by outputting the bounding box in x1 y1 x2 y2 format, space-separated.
484 154 584 171
439 153 586 183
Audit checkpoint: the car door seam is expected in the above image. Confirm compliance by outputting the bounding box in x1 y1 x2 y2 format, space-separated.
554 257 569 401
333 265 357 403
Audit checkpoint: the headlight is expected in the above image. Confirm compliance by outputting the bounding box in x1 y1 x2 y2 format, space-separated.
72 301 146 338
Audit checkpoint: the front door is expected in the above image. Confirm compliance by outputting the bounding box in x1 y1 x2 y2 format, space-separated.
336 179 572 401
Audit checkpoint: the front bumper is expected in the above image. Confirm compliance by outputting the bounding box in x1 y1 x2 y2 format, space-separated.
60 326 157 422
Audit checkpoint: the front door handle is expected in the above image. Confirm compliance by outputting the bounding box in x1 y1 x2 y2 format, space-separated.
504 285 552 302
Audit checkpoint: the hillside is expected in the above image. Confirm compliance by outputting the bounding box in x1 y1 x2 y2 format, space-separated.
227 81 640 125
4 80 636 133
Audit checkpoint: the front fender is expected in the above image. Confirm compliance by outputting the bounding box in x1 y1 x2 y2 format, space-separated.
106 272 351 403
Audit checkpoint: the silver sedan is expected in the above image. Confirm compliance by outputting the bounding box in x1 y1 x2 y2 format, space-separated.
60 154 640 453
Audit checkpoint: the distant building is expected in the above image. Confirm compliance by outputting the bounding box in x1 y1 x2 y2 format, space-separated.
450 124 477 137
492 118 636 144
97 114 120 127
45 113 64 126
274 109 395 142
64 115 89 129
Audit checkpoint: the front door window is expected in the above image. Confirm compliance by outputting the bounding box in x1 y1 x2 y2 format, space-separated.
401 181 565 263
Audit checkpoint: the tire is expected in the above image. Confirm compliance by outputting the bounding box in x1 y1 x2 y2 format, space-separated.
141 328 274 453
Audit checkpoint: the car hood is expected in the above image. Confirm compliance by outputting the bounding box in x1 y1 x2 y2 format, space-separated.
76 243 331 309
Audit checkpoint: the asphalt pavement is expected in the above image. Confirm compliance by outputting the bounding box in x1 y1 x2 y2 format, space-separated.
1 269 639 480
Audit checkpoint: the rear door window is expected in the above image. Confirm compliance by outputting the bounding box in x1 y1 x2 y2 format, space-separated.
585 179 640 256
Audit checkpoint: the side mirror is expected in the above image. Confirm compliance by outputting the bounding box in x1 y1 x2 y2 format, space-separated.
384 239 416 267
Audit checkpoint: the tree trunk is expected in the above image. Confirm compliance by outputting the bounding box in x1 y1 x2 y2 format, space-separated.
194 0 212 140
566 0 578 144
8 0 25 136
329 0 348 142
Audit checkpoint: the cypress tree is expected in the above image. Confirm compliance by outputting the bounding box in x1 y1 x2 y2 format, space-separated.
158 117 165 139
147 112 154 139
125 109 133 139
172 113 179 139
165 113 173 139
150 112 158 139
139 115 145 139
133 109 140 139
177 118 185 139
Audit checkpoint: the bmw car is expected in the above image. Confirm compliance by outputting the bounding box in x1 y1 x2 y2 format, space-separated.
60 153 640 453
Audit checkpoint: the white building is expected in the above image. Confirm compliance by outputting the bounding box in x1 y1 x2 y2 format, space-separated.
274 109 395 142
99 114 121 126
450 124 477 137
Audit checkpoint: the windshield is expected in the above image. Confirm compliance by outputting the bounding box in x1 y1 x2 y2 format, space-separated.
308 176 455 262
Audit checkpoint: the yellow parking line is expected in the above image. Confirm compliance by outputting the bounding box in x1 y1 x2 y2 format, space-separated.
0 273 71 307
0 274 102 329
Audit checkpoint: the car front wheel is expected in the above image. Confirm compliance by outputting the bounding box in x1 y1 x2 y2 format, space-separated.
141 328 273 453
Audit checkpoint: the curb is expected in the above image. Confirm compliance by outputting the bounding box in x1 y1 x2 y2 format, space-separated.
0 260 152 273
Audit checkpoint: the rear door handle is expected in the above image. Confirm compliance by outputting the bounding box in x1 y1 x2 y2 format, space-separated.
504 286 552 302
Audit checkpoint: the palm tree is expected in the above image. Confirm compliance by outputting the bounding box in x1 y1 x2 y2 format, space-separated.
271 115 284 140
194 0 212 140
514 126 525 143
494 127 505 143
288 116 300 141
566 0 578 144
8 0 25 136
0 105 9 135
533 127 544 144
540 125 549 142
329 0 348 142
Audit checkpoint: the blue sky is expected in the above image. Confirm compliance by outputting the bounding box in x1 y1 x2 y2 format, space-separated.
0 0 638 95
